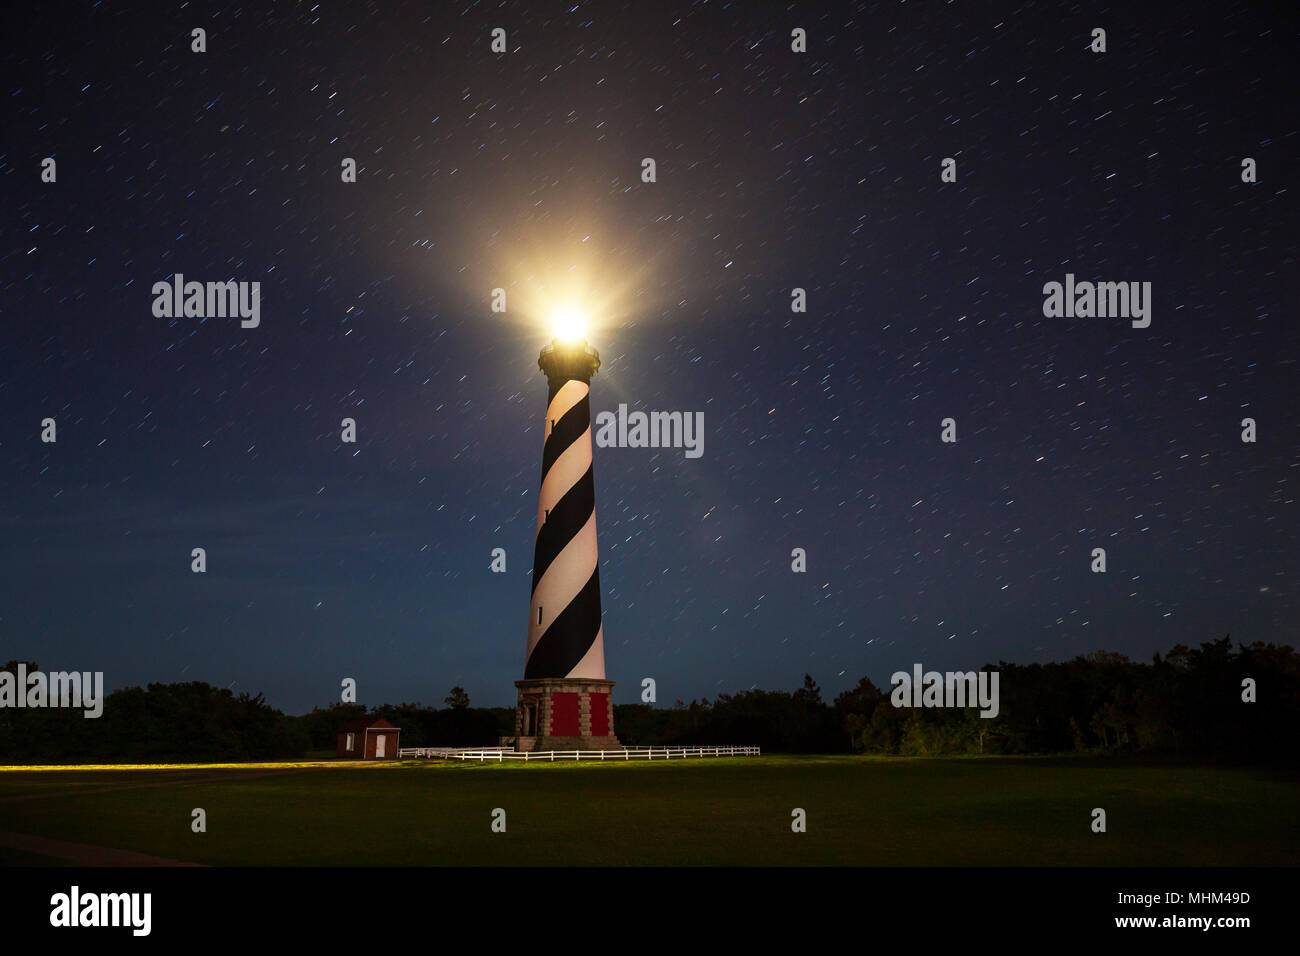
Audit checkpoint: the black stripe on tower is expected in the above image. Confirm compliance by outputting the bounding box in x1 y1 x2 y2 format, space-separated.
531 465 595 589
526 567 603 679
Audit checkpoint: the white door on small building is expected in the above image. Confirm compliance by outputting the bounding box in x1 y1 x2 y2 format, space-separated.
375 734 386 758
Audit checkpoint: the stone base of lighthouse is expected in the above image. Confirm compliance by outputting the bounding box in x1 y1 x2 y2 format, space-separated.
510 678 619 752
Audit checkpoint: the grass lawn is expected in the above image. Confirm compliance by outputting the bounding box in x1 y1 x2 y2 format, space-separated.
0 755 1295 866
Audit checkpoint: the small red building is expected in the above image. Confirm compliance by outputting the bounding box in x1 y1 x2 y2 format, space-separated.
336 718 401 759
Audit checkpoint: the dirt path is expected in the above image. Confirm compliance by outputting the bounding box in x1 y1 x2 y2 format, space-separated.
0 766 330 804
0 830 205 866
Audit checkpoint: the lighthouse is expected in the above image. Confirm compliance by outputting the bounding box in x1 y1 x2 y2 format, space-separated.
514 327 619 751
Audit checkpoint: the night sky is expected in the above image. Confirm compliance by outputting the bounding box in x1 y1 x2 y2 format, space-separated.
2 1 1295 715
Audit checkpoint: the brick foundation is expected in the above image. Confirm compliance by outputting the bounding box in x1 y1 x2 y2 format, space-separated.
515 678 618 751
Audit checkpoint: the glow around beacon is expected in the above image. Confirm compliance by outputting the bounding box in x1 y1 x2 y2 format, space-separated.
550 306 587 342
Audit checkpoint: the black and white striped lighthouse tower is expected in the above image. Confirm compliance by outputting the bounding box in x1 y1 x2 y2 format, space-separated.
514 335 619 750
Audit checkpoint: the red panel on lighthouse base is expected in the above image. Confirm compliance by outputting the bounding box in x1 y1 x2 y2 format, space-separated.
551 692 580 736
589 692 610 736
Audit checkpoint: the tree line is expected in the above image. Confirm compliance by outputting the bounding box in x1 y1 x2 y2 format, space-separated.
621 638 1298 764
0 672 308 762
2 637 1295 764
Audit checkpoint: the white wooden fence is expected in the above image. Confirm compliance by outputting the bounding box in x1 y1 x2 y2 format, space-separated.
396 745 761 762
